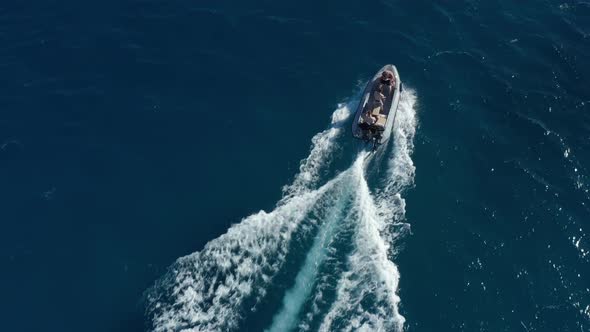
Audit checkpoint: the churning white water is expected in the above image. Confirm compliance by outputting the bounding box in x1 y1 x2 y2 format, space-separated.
146 88 418 332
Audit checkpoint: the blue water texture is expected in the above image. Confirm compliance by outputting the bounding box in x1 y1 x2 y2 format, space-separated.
1 1 589 332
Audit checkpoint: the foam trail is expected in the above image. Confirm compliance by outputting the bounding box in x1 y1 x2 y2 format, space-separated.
377 88 418 223
317 88 418 332
146 88 418 332
147 173 349 332
145 100 352 332
318 153 405 332
266 175 352 332
281 101 353 202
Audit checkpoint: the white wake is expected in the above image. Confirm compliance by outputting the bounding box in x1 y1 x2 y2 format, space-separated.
145 89 418 332
317 88 417 332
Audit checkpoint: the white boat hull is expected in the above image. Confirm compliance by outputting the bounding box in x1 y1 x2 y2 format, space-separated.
351 64 401 146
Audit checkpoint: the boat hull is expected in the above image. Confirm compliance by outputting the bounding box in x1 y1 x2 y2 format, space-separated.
351 64 401 146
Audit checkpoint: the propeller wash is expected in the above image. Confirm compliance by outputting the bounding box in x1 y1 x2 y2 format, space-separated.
145 88 418 332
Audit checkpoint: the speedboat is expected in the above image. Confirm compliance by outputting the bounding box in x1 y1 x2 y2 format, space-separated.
352 64 402 149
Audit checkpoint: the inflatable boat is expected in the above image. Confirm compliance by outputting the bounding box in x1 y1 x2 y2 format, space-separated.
351 64 402 149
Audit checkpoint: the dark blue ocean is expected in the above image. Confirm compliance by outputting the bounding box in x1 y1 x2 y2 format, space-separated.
2 1 590 331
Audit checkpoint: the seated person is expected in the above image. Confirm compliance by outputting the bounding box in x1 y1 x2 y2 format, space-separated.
375 70 395 96
372 85 386 111
361 109 377 126
381 70 395 86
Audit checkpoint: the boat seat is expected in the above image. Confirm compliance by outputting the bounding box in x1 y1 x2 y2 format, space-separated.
371 105 382 116
374 114 387 128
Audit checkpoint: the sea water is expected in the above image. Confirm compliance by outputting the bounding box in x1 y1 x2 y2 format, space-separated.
1 1 589 331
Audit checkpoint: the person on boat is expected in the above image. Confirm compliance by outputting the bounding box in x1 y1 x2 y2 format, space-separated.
372 84 386 109
381 70 395 86
361 109 377 126
361 108 378 129
371 70 395 99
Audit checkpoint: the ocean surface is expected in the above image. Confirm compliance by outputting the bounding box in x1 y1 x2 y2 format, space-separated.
2 1 590 331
